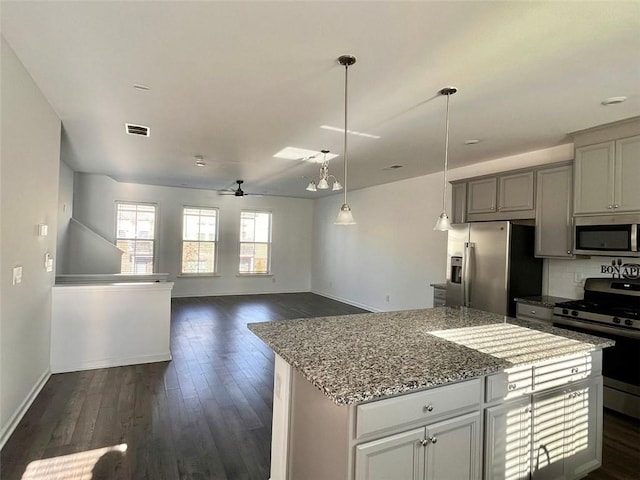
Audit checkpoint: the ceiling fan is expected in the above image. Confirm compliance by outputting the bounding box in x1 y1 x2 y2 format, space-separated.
218 180 259 197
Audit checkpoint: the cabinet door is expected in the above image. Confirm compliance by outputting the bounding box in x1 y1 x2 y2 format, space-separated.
614 135 640 212
484 397 532 480
355 428 424 480
535 165 573 258
574 142 615 214
451 182 467 224
565 377 603 479
424 411 481 480
499 171 535 213
467 178 497 214
531 387 569 480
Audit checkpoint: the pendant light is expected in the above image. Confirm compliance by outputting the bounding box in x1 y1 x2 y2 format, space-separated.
305 150 343 192
433 87 457 231
335 55 356 225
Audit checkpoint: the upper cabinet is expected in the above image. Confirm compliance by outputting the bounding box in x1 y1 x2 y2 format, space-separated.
462 170 535 221
451 183 467 224
535 164 573 258
574 135 640 214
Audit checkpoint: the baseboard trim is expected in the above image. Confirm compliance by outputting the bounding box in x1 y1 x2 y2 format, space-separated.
171 289 309 299
0 368 51 450
51 352 172 374
310 290 380 313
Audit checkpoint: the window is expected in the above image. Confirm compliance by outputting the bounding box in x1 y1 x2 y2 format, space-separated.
182 207 218 274
115 202 156 274
239 211 271 274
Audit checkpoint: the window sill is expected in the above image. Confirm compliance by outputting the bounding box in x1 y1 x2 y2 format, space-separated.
236 273 272 277
177 273 220 278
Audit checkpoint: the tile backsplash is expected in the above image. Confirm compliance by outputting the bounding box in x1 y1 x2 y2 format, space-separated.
546 256 624 299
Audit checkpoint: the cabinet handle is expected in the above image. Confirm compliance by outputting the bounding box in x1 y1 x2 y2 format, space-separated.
614 204 619 209
419 439 429 447
425 404 434 412
607 205 614 209
508 383 518 391
571 367 579 374
530 310 536 314
567 250 571 255
429 436 438 444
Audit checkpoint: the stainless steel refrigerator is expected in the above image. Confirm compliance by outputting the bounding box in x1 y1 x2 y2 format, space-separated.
446 221 543 317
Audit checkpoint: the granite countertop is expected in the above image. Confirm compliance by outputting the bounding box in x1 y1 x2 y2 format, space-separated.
514 295 574 307
430 283 447 289
248 307 613 406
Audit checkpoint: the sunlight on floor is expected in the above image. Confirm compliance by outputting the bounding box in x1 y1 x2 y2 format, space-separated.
22 443 127 480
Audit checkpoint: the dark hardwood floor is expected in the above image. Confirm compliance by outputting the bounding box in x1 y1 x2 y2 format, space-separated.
0 293 366 480
1 292 639 479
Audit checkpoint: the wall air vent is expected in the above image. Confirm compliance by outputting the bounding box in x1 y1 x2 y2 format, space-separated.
125 123 150 137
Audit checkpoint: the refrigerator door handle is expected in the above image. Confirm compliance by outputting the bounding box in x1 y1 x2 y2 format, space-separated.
464 242 475 307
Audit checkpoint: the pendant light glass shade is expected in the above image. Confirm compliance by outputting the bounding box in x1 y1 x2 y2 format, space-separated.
335 55 357 226
335 203 356 225
306 181 317 192
433 212 451 231
332 180 343 191
317 178 329 189
433 87 457 232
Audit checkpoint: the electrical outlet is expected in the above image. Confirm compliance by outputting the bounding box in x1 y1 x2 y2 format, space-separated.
12 266 23 285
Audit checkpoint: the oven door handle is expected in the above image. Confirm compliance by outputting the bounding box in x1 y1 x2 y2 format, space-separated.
552 315 640 340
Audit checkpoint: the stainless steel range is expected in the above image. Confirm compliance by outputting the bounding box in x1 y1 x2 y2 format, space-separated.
553 277 640 419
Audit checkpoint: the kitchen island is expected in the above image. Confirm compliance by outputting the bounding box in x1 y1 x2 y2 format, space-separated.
248 307 614 480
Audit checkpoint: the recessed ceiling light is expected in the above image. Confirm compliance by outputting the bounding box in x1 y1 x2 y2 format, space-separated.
464 139 480 145
320 125 381 139
273 147 338 163
195 155 206 167
601 96 627 106
133 84 150 91
383 164 404 170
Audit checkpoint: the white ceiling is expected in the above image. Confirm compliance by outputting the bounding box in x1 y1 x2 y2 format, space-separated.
2 1 639 198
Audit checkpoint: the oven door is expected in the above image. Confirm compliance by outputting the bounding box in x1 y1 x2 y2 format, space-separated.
552 315 640 419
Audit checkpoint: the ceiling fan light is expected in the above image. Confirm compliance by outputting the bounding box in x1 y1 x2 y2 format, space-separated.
317 178 329 189
332 180 343 191
433 211 451 231
306 181 317 192
335 203 356 225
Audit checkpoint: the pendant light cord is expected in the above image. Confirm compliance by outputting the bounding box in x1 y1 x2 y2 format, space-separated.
442 92 450 212
343 62 349 205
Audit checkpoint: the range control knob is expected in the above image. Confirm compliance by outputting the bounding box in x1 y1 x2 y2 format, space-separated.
613 317 621 324
625 319 633 326
571 310 579 317
562 309 569 315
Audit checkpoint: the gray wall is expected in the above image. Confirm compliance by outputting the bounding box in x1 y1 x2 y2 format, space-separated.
1 37 61 444
55 160 73 274
73 173 314 297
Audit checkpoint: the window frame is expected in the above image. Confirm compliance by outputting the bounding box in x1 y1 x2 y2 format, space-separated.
180 205 220 276
238 209 272 275
114 201 158 275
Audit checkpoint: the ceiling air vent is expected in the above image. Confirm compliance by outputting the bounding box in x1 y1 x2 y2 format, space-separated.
125 123 150 137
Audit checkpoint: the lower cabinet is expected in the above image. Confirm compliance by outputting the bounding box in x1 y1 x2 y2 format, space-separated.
355 411 481 480
484 376 602 480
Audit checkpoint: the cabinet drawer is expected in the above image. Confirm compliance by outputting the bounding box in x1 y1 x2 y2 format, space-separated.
356 378 481 439
516 302 552 322
533 352 599 391
485 365 533 402
433 288 446 300
433 298 446 307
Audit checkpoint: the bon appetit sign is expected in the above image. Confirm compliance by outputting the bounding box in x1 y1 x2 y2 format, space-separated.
601 259 640 280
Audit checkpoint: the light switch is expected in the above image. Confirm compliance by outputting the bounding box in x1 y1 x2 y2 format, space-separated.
45 252 54 272
12 266 23 285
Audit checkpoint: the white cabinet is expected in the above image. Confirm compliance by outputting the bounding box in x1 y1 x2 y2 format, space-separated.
356 412 481 480
574 135 640 214
535 164 573 258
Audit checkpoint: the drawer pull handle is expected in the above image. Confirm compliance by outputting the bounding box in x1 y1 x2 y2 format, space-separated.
425 404 434 412
571 367 579 374
508 383 518 391
419 439 429 447
429 436 438 444
530 310 536 314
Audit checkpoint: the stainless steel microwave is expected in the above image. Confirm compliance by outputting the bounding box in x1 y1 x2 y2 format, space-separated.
574 215 639 257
